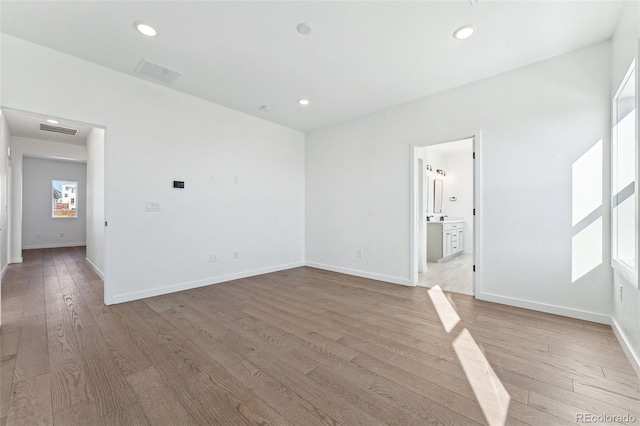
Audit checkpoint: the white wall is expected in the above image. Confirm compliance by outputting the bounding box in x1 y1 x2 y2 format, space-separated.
2 35 305 304
0 111 10 326
0 114 10 273
610 0 640 373
443 152 474 253
22 156 86 249
307 41 612 322
10 136 87 261
86 128 105 277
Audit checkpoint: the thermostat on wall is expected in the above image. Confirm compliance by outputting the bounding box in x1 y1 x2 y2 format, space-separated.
173 181 185 189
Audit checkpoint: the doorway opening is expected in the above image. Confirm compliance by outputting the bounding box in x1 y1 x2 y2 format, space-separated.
0 107 107 294
411 134 480 295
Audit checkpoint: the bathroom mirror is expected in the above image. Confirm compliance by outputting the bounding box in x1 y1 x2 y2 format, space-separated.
433 179 443 213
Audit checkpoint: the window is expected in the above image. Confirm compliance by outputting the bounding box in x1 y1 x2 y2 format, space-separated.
612 61 638 286
52 180 78 218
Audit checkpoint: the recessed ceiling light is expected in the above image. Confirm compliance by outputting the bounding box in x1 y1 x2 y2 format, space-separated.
135 21 158 37
297 23 312 35
453 26 475 40
298 99 310 106
47 119 58 124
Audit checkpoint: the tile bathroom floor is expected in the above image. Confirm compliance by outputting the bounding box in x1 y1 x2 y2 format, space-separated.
418 253 474 295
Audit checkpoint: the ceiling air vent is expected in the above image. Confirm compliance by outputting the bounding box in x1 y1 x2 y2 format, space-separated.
135 59 182 84
40 124 78 136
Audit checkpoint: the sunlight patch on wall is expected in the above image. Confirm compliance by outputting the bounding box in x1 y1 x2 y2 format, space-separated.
571 140 602 226
571 139 603 282
572 217 603 282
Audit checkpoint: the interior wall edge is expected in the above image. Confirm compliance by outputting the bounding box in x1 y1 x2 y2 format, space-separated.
23 243 86 250
106 261 305 305
611 316 640 378
305 262 413 287
476 291 611 325
85 256 104 280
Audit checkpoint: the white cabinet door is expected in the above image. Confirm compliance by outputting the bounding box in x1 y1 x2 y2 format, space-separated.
443 231 452 256
458 230 464 253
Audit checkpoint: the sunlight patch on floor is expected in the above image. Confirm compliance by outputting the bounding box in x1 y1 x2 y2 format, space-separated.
453 328 511 426
427 285 511 426
427 285 460 333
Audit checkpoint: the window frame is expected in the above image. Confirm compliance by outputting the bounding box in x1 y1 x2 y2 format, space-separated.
52 179 79 219
611 59 639 287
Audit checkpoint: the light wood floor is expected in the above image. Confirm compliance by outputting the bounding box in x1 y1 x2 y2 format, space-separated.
1 247 638 426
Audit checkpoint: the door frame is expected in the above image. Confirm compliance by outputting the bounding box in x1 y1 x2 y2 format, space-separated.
410 130 483 295
0 106 108 299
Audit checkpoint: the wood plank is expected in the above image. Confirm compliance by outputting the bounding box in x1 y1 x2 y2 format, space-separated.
126 366 198 426
157 308 243 368
92 312 151 376
155 329 291 424
239 344 386 426
46 316 91 412
6 373 53 426
62 289 97 331
73 325 135 417
572 380 640 415
528 390 598 425
0 357 16 418
13 315 49 382
52 400 105 426
307 363 477 426
102 403 150 426
150 341 283 426
227 360 339 426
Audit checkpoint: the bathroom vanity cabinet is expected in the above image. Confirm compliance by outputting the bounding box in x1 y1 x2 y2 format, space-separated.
427 221 464 262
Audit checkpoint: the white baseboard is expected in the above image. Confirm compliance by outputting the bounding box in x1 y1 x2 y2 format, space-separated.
85 257 104 280
23 243 86 250
305 261 412 286
1 264 7 278
611 317 640 378
475 291 611 324
106 261 305 305
11 257 23 264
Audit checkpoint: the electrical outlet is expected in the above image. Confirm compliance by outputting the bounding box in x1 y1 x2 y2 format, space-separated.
36 233 41 239
356 249 363 258
209 253 218 262
209 172 215 182
619 284 623 302
59 232 64 237
233 250 239 259
233 176 239 184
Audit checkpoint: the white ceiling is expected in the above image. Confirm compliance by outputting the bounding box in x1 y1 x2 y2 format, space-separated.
0 1 624 133
3 109 91 146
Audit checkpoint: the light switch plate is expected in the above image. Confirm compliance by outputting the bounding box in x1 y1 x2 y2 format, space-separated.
145 202 161 212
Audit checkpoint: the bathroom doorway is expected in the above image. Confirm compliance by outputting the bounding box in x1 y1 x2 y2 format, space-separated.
411 135 479 295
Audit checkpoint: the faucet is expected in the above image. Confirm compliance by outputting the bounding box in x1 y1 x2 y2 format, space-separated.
440 215 448 221
427 215 434 222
